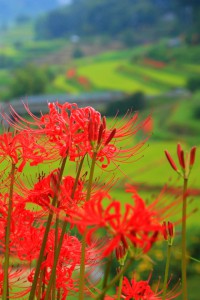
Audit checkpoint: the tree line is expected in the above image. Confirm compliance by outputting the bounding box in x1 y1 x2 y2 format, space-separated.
35 0 200 43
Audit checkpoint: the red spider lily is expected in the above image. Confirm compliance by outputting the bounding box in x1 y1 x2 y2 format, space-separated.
0 194 46 261
27 229 101 299
29 230 81 298
25 170 85 212
0 130 54 172
25 169 59 209
120 276 180 300
68 189 161 257
2 102 150 168
59 175 85 210
121 276 156 299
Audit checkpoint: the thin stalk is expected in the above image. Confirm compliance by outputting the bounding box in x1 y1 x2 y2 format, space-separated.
29 156 67 300
162 245 172 300
41 264 46 298
57 288 61 300
3 163 16 300
95 257 134 300
44 156 85 300
181 178 188 300
102 254 113 290
37 268 45 300
79 152 97 300
117 268 123 300
86 152 97 201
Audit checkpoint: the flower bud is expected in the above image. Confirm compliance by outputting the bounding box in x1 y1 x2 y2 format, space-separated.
189 146 197 167
162 221 174 246
164 151 178 172
105 128 116 146
177 143 185 169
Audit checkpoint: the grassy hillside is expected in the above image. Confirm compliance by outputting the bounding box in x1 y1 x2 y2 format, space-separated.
51 44 200 95
1 27 200 99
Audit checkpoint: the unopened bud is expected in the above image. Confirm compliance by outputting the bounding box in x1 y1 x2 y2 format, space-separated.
177 143 185 169
97 124 104 145
115 244 127 266
189 146 197 167
88 120 94 142
105 128 116 146
162 221 167 240
167 221 174 238
102 116 106 130
162 221 174 246
164 150 178 172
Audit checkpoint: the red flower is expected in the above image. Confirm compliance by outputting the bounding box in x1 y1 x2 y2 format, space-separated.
25 170 85 212
69 189 161 257
122 276 156 300
3 102 150 167
0 130 54 171
121 276 180 300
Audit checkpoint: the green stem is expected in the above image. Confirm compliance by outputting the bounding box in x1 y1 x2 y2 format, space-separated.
42 264 46 298
102 254 113 291
181 178 188 300
79 152 97 300
117 268 123 300
86 152 97 201
95 257 134 300
3 163 16 300
57 288 61 300
29 156 67 300
162 245 172 300
44 156 85 300
37 267 45 300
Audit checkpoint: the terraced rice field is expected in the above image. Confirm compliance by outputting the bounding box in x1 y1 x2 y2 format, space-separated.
58 49 198 95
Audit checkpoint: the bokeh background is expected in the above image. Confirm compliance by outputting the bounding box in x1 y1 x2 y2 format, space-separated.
0 0 200 298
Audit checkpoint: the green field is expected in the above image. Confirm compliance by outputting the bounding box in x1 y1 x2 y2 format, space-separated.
1 33 200 99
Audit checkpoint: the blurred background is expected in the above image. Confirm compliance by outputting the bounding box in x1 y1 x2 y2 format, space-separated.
0 1 200 298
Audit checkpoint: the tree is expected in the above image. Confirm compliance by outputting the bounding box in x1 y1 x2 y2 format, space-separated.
10 64 48 97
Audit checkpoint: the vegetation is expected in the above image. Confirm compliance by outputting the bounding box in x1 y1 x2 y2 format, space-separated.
34 0 200 46
10 64 51 97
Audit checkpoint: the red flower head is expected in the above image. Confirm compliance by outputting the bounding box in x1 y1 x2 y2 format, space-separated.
121 276 180 300
68 189 161 257
0 130 54 172
25 170 85 213
3 102 150 167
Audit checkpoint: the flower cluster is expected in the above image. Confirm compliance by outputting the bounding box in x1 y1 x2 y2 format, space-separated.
0 101 191 300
